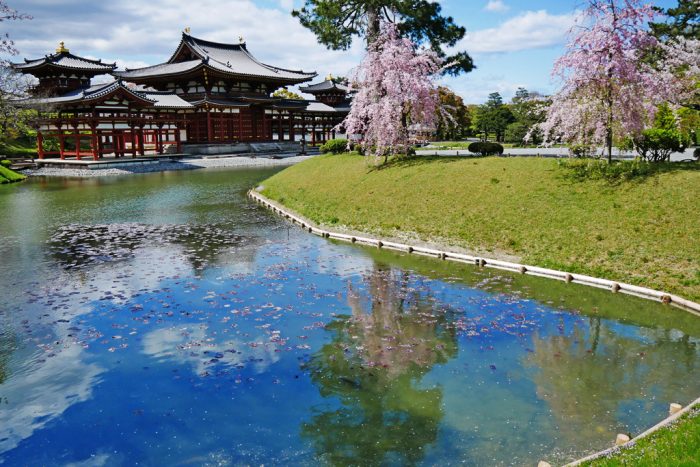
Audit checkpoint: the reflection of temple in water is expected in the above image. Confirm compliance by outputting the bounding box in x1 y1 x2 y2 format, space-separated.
302 266 458 465
47 222 263 275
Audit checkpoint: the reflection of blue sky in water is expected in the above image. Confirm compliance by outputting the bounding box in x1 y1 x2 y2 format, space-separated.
1 169 699 466
0 345 103 454
142 327 280 376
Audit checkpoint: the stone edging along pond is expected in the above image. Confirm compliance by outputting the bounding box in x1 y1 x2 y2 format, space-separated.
248 188 700 466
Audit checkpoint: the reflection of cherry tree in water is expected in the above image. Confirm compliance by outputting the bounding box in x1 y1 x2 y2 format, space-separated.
302 266 458 466
525 317 700 448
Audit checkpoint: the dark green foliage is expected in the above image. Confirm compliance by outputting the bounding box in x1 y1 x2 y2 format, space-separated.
568 144 594 158
473 92 514 142
633 128 686 162
468 141 503 156
651 0 699 41
291 0 473 75
319 138 349 154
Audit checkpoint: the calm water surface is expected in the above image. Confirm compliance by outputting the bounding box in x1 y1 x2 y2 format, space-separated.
0 168 698 466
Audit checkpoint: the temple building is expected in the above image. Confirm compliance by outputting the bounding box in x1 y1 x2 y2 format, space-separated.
13 32 352 160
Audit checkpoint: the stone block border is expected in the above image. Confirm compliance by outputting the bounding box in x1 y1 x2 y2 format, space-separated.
248 188 700 466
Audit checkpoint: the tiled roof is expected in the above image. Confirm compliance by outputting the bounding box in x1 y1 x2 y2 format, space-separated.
115 60 202 79
13 52 116 73
139 91 194 109
115 33 317 83
304 101 345 113
300 79 350 94
19 81 192 109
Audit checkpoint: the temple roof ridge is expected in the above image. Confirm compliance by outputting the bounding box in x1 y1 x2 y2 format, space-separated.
13 50 117 73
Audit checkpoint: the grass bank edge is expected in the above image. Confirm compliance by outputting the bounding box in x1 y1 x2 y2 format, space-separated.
260 153 700 303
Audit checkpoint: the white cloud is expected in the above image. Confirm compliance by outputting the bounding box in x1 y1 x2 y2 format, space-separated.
484 0 510 12
6 0 363 80
460 10 578 54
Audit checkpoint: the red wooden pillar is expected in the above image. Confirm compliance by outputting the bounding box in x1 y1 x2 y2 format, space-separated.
138 127 145 156
75 128 81 161
206 108 213 142
289 112 295 142
301 117 306 144
157 125 164 154
114 131 121 158
130 126 137 158
58 132 65 159
252 109 259 141
278 113 283 141
37 131 45 160
91 125 99 161
174 126 182 153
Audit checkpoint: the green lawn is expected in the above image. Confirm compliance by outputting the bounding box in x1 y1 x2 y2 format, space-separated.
261 154 700 302
584 407 700 466
0 166 27 184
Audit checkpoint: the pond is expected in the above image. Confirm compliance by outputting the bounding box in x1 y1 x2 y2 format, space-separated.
1 167 698 466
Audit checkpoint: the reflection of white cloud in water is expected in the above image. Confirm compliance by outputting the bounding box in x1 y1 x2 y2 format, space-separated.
311 243 373 279
66 453 111 467
0 345 103 454
142 327 280 376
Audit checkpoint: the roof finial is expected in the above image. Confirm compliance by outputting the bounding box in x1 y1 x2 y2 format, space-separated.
326 73 334 81
239 35 245 44
184 27 191 34
56 41 69 53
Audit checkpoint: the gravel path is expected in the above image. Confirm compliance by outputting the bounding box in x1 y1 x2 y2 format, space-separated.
25 155 314 178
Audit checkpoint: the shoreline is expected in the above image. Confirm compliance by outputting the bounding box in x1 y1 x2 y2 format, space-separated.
24 155 314 178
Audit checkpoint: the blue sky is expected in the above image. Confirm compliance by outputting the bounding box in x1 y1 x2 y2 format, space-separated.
4 0 679 104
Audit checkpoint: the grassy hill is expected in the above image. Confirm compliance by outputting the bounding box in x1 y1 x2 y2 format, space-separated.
261 154 700 302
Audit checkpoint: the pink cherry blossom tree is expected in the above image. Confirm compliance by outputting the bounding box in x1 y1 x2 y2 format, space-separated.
536 0 697 163
340 22 443 165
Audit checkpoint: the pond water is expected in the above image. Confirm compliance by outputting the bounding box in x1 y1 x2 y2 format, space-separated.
0 167 698 466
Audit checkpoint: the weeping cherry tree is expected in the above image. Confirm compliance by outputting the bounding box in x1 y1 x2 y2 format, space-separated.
536 0 697 163
341 23 442 165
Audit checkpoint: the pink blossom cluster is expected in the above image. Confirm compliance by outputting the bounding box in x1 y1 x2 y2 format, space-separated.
340 23 443 161
534 0 697 149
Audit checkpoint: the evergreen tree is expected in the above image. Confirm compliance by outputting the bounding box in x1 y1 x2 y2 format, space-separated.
292 0 473 75
651 0 699 41
475 92 514 142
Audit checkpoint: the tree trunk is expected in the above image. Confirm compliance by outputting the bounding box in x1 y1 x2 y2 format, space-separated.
366 6 381 46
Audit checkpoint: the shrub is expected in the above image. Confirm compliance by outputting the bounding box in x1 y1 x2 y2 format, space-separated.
0 159 11 168
467 141 504 156
319 138 349 154
568 144 594 158
558 158 656 183
633 128 685 162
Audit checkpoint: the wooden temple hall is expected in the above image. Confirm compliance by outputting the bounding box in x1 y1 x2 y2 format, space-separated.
13 32 352 160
